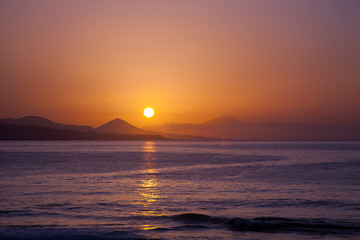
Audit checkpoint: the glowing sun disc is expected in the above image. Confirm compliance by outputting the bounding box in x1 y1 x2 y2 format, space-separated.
144 107 155 118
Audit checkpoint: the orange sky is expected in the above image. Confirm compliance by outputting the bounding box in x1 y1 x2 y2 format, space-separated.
1 0 359 127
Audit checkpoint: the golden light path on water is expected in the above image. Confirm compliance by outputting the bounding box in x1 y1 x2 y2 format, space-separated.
135 141 162 230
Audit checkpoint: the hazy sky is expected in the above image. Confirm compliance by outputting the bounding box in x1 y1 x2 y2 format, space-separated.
1 0 359 127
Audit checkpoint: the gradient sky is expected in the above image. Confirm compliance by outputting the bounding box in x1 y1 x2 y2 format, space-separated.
1 0 359 127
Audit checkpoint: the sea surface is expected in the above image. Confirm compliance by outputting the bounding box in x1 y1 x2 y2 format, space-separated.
0 141 360 240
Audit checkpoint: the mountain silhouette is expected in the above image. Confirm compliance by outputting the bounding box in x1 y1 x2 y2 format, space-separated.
0 116 215 140
0 116 93 132
95 118 215 140
0 116 170 140
145 116 360 140
95 118 153 135
0 124 168 140
3 115 357 141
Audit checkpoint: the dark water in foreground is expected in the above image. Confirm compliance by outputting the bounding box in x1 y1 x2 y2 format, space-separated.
0 141 359 240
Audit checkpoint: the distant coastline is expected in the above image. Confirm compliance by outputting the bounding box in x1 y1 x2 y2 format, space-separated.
0 124 168 141
1 116 359 141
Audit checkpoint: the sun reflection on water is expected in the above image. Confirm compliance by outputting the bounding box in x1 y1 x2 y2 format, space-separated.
135 142 162 219
143 141 156 153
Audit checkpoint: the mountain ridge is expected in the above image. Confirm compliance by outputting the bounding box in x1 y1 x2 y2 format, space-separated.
203 115 242 126
0 116 215 140
144 116 360 140
0 123 168 140
0 116 93 132
1 115 360 140
95 118 215 140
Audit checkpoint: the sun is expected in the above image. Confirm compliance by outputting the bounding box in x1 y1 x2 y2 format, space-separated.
144 107 155 118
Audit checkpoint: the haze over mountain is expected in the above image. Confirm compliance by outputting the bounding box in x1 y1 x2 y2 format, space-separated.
145 115 360 141
203 115 242 126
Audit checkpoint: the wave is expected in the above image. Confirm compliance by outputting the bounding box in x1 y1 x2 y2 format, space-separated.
162 213 360 236
1 212 359 238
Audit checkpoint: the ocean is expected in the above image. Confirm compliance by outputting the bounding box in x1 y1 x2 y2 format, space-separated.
0 141 359 240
